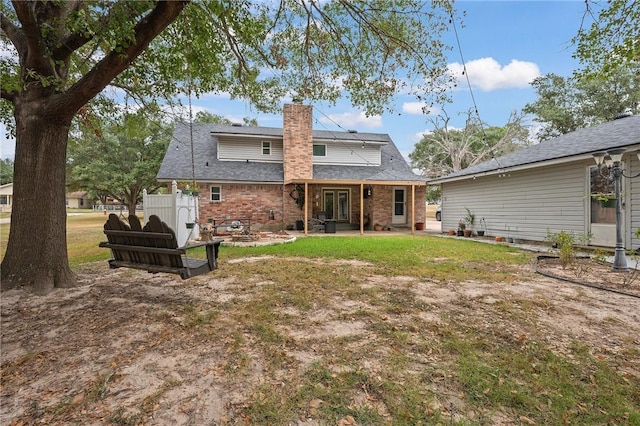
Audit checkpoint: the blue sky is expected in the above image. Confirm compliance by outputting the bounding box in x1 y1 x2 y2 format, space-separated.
1 1 594 162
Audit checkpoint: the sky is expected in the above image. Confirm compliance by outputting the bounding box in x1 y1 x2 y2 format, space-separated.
0 1 595 162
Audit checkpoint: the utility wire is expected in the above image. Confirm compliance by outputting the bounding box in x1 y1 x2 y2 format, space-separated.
311 106 388 166
449 11 504 170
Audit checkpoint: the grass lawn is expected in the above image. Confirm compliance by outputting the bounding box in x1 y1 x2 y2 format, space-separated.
1 214 639 425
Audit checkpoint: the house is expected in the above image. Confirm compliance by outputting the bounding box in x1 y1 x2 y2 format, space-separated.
157 103 426 233
66 191 92 209
0 183 13 212
428 114 640 248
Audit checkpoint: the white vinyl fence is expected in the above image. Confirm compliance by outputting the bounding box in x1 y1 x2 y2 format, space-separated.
143 181 199 246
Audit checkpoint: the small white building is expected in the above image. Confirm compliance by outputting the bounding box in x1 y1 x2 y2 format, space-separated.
0 183 13 212
429 114 640 249
66 191 92 209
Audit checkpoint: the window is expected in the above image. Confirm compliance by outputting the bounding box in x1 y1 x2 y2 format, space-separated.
313 144 326 157
210 186 221 202
262 141 271 155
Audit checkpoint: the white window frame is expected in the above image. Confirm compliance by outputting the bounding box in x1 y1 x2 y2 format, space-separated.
262 141 271 155
313 144 327 157
210 185 222 202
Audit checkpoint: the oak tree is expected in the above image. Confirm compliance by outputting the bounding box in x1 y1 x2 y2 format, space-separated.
1 0 454 293
523 68 640 141
67 104 171 215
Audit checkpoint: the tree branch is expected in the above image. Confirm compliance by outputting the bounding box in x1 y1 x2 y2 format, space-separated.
1 88 16 102
53 1 117 62
59 1 189 115
0 10 26 58
11 0 51 74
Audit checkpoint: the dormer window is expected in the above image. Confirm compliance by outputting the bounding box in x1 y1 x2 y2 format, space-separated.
262 141 271 155
313 144 326 157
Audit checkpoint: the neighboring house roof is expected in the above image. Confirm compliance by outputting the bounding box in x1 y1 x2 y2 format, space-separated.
430 114 640 184
157 123 424 184
66 191 88 198
0 183 13 195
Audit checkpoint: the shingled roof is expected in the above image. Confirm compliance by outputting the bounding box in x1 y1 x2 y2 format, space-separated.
429 114 640 184
157 123 425 183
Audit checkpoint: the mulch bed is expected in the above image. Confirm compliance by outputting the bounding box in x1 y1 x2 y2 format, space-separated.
535 255 640 298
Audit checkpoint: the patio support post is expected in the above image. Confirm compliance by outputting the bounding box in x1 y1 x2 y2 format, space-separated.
304 182 309 236
411 185 415 235
360 183 364 235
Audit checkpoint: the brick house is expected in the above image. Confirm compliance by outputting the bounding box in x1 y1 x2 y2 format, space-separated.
156 103 427 233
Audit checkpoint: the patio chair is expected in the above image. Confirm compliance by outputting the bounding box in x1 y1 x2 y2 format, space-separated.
309 211 327 232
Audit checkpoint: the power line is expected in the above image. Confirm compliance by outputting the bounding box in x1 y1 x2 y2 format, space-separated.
449 11 504 170
311 106 385 166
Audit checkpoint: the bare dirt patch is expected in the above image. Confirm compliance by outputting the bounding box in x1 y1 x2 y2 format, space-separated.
1 258 639 425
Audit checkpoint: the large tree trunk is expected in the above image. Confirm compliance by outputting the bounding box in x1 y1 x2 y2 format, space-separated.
1 103 76 294
128 197 138 218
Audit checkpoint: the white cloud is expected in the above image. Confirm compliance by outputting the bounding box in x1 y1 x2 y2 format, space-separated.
412 129 431 143
402 102 440 116
412 123 465 143
448 57 540 91
317 111 383 130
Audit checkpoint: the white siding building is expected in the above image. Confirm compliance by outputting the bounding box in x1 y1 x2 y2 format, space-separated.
430 114 640 249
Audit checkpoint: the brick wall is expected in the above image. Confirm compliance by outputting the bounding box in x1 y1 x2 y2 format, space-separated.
369 186 426 227
198 183 284 230
283 103 313 182
195 183 425 231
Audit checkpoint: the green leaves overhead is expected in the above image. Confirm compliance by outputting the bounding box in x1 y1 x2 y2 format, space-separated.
524 68 640 141
573 0 639 79
2 0 454 123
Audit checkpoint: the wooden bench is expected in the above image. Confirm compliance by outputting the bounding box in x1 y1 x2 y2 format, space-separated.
99 214 222 279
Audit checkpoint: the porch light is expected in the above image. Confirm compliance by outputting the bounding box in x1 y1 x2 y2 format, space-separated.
592 151 607 166
591 148 640 272
608 148 626 163
364 185 373 197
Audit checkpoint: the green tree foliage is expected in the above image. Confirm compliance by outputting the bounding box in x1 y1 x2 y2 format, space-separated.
193 111 258 126
523 68 640 141
409 110 530 177
0 158 13 184
574 0 639 79
67 105 171 215
1 0 454 293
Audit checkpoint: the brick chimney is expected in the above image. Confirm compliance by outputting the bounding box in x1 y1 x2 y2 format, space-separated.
283 103 313 183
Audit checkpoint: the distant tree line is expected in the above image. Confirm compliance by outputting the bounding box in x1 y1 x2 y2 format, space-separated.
0 158 13 185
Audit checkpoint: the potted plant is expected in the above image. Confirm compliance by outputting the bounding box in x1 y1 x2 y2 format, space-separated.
477 217 486 237
463 208 475 237
457 219 465 236
593 193 616 208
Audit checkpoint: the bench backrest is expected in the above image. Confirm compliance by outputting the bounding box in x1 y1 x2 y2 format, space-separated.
104 214 183 268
